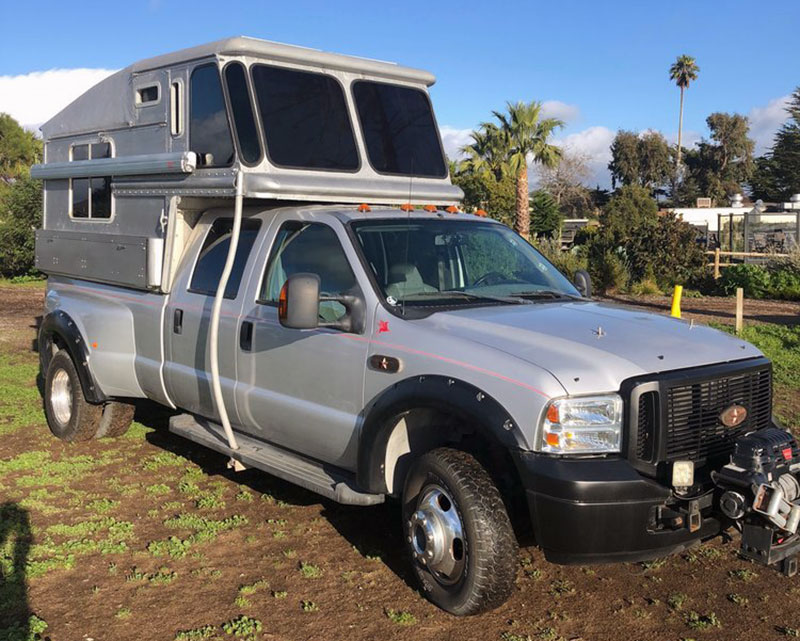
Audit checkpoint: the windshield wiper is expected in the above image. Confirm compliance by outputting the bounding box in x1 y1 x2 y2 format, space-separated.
510 289 582 301
405 291 528 305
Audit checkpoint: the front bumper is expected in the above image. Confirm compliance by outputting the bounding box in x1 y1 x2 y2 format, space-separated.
515 452 722 564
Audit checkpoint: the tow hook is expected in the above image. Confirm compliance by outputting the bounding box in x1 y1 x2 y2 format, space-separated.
682 499 702 533
713 427 800 576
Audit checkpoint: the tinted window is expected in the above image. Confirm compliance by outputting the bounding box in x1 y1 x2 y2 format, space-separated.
251 65 358 170
260 222 356 321
190 64 235 167
91 178 111 218
353 81 446 178
72 179 90 217
224 63 261 164
91 142 111 159
190 219 261 299
72 144 89 161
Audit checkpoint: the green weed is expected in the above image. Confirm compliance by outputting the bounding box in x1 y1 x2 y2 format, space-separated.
385 608 417 625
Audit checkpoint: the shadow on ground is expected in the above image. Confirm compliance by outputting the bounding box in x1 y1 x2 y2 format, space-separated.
0 503 33 640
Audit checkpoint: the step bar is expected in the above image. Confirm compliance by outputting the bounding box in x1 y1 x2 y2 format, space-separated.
169 414 384 506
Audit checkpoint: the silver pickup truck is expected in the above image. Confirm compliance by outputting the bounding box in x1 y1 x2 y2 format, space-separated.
31 37 800 615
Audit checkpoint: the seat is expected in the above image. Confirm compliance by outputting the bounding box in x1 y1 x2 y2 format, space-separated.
385 263 438 299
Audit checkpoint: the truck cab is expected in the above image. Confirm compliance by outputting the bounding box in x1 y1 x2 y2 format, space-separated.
31 38 796 616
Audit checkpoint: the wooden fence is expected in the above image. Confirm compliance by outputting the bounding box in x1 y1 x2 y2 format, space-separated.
707 249 789 279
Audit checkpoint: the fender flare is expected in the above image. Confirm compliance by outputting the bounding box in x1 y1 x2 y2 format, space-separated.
39 310 107 404
356 375 526 494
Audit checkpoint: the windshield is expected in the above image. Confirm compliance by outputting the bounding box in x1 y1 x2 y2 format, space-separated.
352 219 580 308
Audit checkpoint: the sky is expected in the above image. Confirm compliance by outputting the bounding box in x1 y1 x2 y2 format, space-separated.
1 0 798 187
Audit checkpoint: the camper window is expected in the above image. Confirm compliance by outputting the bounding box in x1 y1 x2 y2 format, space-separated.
189 218 262 299
69 142 113 219
352 81 447 178
136 84 160 106
190 64 234 168
224 62 261 165
251 64 358 171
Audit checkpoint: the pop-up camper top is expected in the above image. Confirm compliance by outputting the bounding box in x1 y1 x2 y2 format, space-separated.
31 36 462 291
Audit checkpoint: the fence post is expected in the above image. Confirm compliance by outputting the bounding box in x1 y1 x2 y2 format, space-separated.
670 285 683 319
735 287 744 334
713 248 720 280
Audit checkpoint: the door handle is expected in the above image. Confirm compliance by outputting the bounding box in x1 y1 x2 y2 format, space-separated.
173 308 183 334
240 320 254 351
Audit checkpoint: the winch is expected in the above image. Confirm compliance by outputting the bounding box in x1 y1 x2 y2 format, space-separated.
713 427 800 575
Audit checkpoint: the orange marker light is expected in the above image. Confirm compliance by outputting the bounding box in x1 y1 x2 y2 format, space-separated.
546 404 560 424
423 204 437 212
475 209 487 217
278 282 288 320
445 205 459 214
545 433 560 447
91 341 98 349
400 203 414 212
357 203 371 212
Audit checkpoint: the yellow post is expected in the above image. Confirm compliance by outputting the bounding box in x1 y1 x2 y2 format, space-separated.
670 285 683 318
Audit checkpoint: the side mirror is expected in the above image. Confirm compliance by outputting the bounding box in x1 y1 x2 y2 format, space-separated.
278 273 366 333
573 270 592 298
279 273 320 330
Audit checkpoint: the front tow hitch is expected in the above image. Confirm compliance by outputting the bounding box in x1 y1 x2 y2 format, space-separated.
712 427 800 576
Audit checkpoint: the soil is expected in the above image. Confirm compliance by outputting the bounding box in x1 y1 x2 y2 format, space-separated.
2 283 800 641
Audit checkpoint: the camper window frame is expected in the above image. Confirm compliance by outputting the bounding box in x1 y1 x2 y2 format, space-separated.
249 63 361 175
68 140 116 222
350 78 449 180
188 62 235 169
221 60 264 168
134 82 162 108
170 79 185 137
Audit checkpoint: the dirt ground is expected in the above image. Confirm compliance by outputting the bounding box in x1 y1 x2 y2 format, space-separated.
3 283 800 641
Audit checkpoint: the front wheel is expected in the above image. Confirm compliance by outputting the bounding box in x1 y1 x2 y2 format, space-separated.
402 448 518 615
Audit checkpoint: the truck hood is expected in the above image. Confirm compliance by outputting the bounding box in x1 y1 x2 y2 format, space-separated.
420 300 763 395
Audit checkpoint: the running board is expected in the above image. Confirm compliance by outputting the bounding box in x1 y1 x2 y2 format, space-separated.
169 414 384 506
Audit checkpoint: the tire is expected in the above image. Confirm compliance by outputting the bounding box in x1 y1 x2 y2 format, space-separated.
44 350 103 442
402 447 519 615
95 401 136 438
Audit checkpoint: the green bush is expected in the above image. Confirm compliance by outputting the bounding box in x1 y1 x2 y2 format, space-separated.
718 264 771 297
533 237 588 280
0 175 42 277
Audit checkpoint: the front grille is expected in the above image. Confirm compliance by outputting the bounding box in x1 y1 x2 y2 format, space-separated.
636 391 658 462
664 367 772 463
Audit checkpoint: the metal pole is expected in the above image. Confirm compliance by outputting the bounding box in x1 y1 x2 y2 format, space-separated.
209 170 244 454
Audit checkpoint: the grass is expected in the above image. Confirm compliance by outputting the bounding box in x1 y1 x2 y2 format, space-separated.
299 561 323 579
384 608 417 625
174 625 217 641
222 615 262 638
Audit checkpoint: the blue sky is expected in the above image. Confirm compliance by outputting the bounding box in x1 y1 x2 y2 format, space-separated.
1 0 798 185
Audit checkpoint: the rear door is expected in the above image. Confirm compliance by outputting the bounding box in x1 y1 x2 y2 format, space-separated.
234 212 371 470
164 212 263 422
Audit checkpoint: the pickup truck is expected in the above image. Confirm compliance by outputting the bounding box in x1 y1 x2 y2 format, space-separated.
33 38 800 616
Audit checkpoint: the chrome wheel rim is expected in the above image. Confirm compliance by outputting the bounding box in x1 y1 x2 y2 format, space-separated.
408 485 466 585
50 369 73 427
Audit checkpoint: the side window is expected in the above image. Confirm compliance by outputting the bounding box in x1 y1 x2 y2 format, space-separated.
190 64 235 168
260 222 356 321
190 218 261 299
224 62 261 165
69 142 112 219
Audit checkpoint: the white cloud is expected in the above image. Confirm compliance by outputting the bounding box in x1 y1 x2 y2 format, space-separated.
0 68 117 134
554 126 616 187
439 125 474 160
748 94 790 154
541 100 580 123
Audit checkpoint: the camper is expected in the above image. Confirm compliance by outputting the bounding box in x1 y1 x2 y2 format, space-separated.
32 37 799 615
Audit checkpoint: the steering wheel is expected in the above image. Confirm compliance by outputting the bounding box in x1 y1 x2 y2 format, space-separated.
473 271 510 287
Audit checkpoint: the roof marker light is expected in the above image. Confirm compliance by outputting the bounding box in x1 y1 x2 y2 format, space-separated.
400 203 414 212
357 203 371 212
475 209 487 217
423 204 437 212
445 206 459 214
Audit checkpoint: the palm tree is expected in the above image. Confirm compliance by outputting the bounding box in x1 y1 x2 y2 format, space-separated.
492 101 564 238
459 123 510 180
669 54 700 170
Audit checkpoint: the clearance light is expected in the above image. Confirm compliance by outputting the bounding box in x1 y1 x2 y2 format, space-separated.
357 203 371 212
475 209 487 217
423 204 437 212
400 203 414 212
537 395 623 455
446 205 460 214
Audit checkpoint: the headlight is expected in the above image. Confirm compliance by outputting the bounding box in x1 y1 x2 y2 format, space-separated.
536 394 623 454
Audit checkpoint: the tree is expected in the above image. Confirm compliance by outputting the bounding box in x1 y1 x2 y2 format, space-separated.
530 190 562 238
491 102 564 238
0 114 41 179
451 163 516 227
535 149 593 218
459 124 510 181
669 54 699 169
750 87 800 201
0 175 42 277
685 113 754 203
608 130 672 193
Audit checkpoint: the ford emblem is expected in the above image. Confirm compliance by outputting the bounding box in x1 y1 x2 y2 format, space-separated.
720 404 748 428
